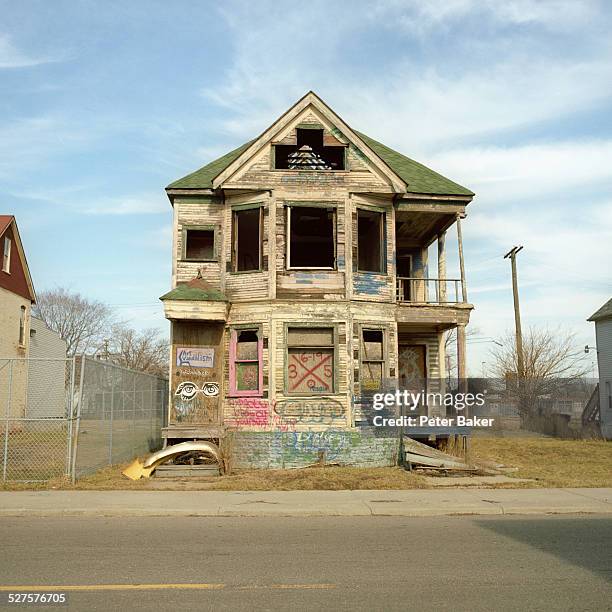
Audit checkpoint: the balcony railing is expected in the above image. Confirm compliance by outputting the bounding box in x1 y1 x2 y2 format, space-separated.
396 277 464 304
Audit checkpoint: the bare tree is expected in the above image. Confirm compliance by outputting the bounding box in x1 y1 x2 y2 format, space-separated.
489 326 590 416
108 325 169 377
444 326 480 379
33 287 113 356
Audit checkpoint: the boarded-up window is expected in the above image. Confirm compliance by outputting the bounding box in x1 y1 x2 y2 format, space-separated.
287 327 334 394
358 210 384 273
288 206 335 269
233 208 261 271
361 329 385 391
184 228 215 261
229 328 262 396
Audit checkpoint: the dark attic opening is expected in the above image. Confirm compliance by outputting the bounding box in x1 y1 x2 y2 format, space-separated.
274 128 345 170
288 206 335 269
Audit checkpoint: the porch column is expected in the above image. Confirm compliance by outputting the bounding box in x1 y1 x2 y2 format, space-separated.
456 323 468 406
456 214 468 303
437 231 447 303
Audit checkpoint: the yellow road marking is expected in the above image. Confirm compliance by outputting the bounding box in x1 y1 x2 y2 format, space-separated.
0 583 336 592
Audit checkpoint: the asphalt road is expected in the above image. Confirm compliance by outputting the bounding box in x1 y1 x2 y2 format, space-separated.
0 515 610 611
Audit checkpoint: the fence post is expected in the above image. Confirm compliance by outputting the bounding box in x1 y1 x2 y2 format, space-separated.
65 357 77 477
109 375 115 465
70 356 86 484
2 360 14 482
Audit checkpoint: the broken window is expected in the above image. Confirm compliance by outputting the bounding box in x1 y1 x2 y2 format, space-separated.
287 206 335 269
184 227 215 261
358 209 385 273
361 329 385 391
229 328 262 396
287 327 335 394
274 128 345 170
2 236 10 273
233 207 262 271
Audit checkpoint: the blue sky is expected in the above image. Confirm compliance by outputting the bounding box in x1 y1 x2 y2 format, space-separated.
1 0 611 374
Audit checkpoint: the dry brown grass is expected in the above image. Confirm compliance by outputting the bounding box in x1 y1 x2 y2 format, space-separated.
471 437 612 488
1 437 609 490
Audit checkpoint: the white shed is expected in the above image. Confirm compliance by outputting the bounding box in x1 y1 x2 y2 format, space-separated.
588 298 612 439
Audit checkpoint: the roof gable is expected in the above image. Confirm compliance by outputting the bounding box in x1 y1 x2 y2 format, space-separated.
588 297 612 322
166 91 473 198
0 216 36 303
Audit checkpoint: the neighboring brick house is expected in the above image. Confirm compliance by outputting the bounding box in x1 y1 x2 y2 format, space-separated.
0 215 36 419
160 92 474 468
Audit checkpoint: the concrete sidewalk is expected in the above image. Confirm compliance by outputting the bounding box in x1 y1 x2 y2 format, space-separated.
0 488 611 517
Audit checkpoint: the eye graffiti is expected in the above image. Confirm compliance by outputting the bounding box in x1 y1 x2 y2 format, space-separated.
175 381 220 401
202 382 220 397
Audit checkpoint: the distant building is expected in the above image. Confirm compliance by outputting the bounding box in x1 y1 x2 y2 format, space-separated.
588 298 612 439
27 316 68 417
0 215 36 418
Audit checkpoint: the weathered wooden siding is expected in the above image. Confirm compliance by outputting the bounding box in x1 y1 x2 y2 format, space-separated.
174 196 224 287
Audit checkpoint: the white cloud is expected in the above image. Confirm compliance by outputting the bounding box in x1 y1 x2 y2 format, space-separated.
0 35 59 68
83 194 169 215
427 139 612 201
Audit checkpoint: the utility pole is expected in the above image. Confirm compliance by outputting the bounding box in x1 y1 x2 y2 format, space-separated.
504 246 524 379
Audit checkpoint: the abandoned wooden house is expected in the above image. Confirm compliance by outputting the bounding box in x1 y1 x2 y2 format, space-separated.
160 91 475 468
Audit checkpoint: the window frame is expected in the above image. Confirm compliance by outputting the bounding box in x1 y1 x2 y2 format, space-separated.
18 305 26 347
360 325 388 391
286 202 337 271
181 224 219 263
284 323 339 396
356 207 386 274
231 204 263 273
2 236 11 273
229 325 263 397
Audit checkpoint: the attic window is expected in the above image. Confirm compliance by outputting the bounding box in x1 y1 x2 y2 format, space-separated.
2 237 10 273
274 129 345 170
183 227 216 261
287 206 335 269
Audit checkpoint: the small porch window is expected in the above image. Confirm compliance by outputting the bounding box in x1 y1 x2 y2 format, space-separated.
287 206 335 269
2 237 11 273
361 329 385 391
229 328 263 396
287 327 335 394
358 209 385 273
183 226 217 261
233 207 262 272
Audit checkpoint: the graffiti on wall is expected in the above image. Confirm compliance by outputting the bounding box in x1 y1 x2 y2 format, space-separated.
225 397 347 431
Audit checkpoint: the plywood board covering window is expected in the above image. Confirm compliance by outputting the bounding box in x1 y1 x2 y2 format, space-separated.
287 206 335 269
183 227 216 261
233 207 262 271
229 327 263 396
358 209 385 273
287 327 335 394
2 236 10 273
361 329 385 391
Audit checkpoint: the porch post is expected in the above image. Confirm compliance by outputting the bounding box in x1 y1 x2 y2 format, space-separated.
457 323 468 407
456 214 468 303
437 231 447 303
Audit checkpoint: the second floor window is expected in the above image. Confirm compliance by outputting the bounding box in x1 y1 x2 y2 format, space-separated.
183 227 216 261
358 209 385 273
233 207 262 272
287 206 335 269
2 236 11 273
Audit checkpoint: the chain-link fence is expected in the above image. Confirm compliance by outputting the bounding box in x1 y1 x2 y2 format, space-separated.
1 356 168 483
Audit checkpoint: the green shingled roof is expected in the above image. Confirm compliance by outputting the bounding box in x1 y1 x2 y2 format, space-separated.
160 278 227 302
588 298 612 322
166 140 255 189
354 131 473 196
167 130 473 196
